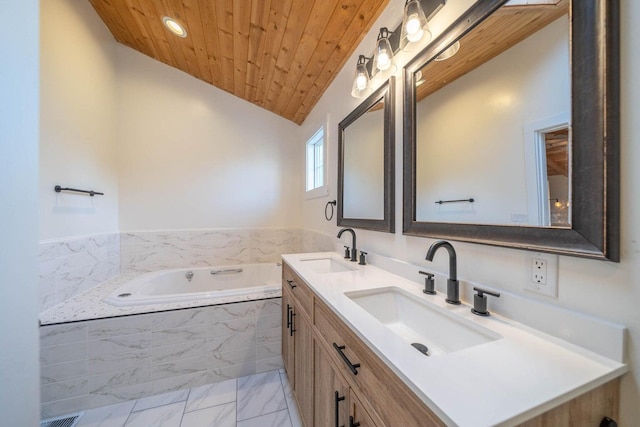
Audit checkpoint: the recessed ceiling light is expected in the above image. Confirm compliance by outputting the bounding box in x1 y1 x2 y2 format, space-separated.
162 16 187 38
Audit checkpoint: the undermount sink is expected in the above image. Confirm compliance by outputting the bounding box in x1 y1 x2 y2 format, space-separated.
345 287 501 356
300 257 357 274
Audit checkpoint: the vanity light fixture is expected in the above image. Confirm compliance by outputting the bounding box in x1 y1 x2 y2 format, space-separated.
162 16 187 38
400 0 432 52
435 41 460 61
372 28 397 80
349 0 444 96
351 55 373 99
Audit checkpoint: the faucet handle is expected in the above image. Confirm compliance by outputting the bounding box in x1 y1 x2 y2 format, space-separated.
471 287 500 316
343 245 351 259
419 271 436 295
358 251 367 265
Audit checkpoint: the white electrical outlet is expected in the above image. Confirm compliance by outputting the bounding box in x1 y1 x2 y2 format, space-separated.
531 258 547 284
524 253 558 297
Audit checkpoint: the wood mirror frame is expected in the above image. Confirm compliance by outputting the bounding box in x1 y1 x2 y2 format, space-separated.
403 0 620 261
338 78 395 233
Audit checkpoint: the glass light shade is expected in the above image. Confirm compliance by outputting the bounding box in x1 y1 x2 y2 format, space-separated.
371 28 397 81
435 41 460 61
351 56 372 98
374 28 394 71
401 0 431 52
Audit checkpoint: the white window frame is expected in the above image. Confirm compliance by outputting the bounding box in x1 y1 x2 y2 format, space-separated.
305 119 329 199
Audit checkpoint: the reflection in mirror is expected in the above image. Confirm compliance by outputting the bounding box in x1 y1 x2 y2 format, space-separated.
343 99 385 219
338 78 395 233
403 0 620 261
414 1 570 227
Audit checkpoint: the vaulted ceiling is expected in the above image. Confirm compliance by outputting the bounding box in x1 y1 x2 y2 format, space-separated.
89 0 390 124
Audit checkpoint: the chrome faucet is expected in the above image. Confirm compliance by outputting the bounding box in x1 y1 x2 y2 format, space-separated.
425 240 460 305
337 228 358 262
185 271 194 282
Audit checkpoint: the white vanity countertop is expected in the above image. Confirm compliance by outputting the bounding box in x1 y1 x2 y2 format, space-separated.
282 252 627 427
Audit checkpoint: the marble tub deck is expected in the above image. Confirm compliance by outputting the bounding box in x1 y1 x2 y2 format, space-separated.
46 369 302 427
39 272 282 325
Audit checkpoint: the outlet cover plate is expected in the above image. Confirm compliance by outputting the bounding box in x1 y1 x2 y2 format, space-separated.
525 252 558 297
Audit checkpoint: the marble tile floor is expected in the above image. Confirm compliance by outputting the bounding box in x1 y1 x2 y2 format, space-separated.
51 369 303 427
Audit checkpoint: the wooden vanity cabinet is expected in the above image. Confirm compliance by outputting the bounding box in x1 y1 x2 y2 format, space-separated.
282 263 314 426
314 294 445 427
314 341 349 427
282 261 620 427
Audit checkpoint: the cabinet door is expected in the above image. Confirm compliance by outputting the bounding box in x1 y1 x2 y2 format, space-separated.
294 311 313 426
349 390 378 427
282 292 294 379
314 341 349 427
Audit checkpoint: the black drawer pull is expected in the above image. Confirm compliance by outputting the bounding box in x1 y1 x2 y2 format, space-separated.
333 343 360 375
286 279 297 289
349 416 360 427
335 391 345 427
286 304 292 329
290 312 296 336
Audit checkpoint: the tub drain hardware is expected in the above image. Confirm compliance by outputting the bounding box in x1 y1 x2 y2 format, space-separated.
117 293 131 298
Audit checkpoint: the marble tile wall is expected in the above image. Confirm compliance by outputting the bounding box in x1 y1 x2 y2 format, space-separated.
39 233 120 312
300 228 335 253
120 228 301 274
120 228 335 274
40 299 283 418
38 228 335 311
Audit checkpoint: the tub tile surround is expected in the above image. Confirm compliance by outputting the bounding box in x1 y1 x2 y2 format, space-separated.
37 227 333 416
40 300 283 418
120 228 302 274
38 228 334 311
39 233 120 312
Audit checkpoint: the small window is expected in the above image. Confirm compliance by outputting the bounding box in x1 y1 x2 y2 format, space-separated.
305 127 328 198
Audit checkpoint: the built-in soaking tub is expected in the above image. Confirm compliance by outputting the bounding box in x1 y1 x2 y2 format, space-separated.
104 263 281 306
39 262 284 418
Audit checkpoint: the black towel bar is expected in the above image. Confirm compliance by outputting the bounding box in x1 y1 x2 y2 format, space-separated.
435 198 474 205
54 185 104 197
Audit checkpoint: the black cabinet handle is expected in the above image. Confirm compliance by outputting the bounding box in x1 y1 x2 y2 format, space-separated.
349 416 360 427
333 343 360 375
286 304 292 329
286 279 296 289
290 312 296 336
334 391 345 427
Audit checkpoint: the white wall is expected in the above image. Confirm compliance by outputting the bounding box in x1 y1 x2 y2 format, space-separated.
39 0 119 241
0 0 41 425
300 0 640 423
416 17 569 225
116 45 302 231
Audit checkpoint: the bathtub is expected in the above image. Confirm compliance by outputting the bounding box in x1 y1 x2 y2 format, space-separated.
104 263 281 306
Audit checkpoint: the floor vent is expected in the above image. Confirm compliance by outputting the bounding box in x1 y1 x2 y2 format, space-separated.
40 412 82 427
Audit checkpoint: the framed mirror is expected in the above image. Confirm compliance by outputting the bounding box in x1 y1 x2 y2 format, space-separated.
338 78 395 233
403 0 619 261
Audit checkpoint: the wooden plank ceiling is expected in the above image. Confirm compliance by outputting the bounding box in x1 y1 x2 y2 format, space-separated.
89 0 389 124
545 128 569 177
416 0 568 102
